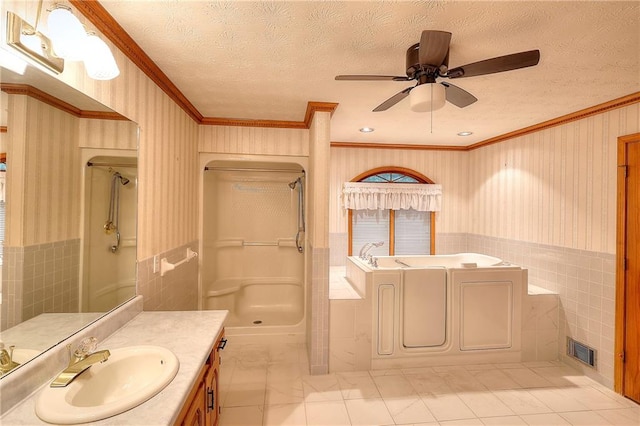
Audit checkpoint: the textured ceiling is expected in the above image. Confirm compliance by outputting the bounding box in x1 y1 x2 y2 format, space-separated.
99 0 640 146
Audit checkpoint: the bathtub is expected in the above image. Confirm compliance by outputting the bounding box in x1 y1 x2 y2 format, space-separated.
346 253 527 368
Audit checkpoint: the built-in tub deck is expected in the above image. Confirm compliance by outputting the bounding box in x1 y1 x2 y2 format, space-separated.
327 253 560 372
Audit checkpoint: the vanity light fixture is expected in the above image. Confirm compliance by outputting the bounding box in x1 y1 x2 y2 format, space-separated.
4 2 120 80
457 131 473 136
5 11 64 74
46 4 120 80
359 127 375 133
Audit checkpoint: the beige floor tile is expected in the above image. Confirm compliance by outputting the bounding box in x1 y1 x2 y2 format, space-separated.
224 381 266 407
373 374 418 398
265 378 305 405
480 415 527 425
501 368 551 389
263 403 307 426
439 419 484 425
456 391 515 418
305 400 351 426
520 412 571 425
344 398 394 425
337 371 381 400
558 410 614 425
383 396 437 424
302 373 343 402
526 387 589 412
556 386 629 410
491 389 552 415
421 392 476 421
219 405 264 426
470 369 522 390
597 408 640 425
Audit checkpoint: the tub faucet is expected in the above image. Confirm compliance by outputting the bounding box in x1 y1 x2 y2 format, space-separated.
360 241 384 259
50 337 110 387
359 243 373 259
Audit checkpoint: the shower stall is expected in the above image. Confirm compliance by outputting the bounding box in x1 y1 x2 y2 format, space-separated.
201 159 306 334
81 155 137 312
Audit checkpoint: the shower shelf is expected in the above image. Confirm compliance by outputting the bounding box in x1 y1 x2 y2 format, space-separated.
160 248 198 277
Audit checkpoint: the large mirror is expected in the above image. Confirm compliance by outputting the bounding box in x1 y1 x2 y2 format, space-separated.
0 64 138 377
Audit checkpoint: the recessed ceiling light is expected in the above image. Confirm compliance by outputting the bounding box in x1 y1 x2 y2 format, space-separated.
457 131 473 136
359 127 375 133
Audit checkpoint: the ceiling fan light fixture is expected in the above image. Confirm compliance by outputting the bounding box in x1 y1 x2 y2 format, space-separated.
409 83 446 112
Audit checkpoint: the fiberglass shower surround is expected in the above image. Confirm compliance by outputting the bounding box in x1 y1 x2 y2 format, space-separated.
202 164 305 329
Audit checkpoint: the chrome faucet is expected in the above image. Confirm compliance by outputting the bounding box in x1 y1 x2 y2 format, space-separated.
359 242 372 259
0 343 19 375
360 241 384 259
50 337 110 387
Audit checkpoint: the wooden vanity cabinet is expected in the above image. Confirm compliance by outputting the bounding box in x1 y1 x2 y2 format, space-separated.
175 329 225 426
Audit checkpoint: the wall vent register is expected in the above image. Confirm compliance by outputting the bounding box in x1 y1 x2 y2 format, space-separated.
567 337 597 368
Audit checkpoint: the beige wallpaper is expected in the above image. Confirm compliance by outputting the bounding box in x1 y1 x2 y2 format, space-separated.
469 103 640 254
3 1 201 260
330 148 470 235
78 118 138 150
6 95 81 246
199 125 309 156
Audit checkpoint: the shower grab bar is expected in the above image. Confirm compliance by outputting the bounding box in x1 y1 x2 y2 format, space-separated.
160 248 198 277
243 239 297 247
204 166 304 173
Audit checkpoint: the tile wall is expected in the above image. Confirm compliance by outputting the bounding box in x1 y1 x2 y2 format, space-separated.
467 234 616 388
1 239 80 331
137 241 199 312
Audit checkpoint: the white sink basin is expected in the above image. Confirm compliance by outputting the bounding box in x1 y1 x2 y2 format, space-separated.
35 345 179 424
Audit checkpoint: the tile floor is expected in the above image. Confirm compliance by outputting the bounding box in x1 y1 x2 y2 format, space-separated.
218 342 639 426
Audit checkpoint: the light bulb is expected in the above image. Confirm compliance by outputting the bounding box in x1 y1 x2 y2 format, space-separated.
83 35 120 80
47 7 88 61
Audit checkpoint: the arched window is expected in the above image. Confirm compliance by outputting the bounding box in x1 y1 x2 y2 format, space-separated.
348 167 436 257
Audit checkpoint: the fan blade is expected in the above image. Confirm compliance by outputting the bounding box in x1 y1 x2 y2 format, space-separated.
441 82 478 108
447 49 540 79
419 30 452 66
373 87 413 112
335 75 411 81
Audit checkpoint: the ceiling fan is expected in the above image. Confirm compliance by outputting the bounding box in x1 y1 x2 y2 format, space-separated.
335 30 540 112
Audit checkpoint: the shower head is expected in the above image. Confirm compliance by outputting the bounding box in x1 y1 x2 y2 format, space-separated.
288 176 303 189
114 172 130 186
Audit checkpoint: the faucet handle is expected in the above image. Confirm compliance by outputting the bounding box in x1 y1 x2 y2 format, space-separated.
74 337 98 358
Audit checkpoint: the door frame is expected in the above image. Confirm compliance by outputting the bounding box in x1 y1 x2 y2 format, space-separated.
614 132 640 394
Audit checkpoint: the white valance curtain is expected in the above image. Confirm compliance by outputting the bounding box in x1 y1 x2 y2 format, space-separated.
342 182 442 212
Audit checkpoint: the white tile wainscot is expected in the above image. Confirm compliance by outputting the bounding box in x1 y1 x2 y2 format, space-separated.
329 266 372 372
522 284 560 362
0 309 228 425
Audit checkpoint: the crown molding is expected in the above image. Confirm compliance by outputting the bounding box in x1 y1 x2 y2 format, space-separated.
333 92 640 151
201 102 339 129
69 2 640 149
331 142 467 151
466 92 640 151
69 0 203 123
1 83 128 120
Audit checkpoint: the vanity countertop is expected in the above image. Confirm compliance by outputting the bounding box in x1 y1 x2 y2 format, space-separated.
0 309 228 425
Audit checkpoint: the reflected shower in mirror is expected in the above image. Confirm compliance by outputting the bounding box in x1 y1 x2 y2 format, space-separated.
0 64 138 377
